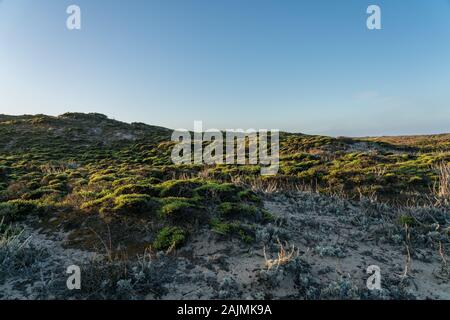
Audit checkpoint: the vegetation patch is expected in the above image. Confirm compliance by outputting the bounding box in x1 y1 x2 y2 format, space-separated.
153 226 187 251
218 202 258 220
114 184 160 197
112 194 158 215
195 183 243 202
159 198 200 223
0 199 42 222
159 179 204 198
210 218 254 243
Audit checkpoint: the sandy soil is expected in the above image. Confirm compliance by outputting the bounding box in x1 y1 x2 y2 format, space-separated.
1 192 449 300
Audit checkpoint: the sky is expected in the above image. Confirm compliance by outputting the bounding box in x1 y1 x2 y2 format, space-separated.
0 0 449 136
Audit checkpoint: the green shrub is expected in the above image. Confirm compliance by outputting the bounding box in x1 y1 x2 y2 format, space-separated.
237 189 260 202
218 202 257 218
210 218 235 235
48 179 62 186
89 174 116 184
26 181 41 190
68 171 83 179
47 182 67 191
153 226 186 251
55 173 68 181
80 194 114 210
195 183 243 202
114 184 160 197
22 187 62 200
0 199 41 222
146 169 164 180
159 179 204 198
112 194 158 215
210 219 254 243
398 215 415 227
73 178 88 187
408 176 423 184
261 209 275 222
111 177 135 187
160 199 198 222
238 228 254 244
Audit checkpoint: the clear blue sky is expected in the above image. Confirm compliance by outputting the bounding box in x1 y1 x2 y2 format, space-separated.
1 0 449 136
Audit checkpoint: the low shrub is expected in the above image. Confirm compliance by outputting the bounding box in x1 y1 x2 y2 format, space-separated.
80 194 114 211
89 174 116 184
159 198 199 222
398 215 415 227
210 218 235 235
112 194 158 215
114 184 160 197
210 219 254 243
195 183 243 202
159 179 204 198
22 187 62 200
47 182 67 192
237 189 260 202
0 199 41 222
218 202 257 219
153 226 186 251
26 181 41 190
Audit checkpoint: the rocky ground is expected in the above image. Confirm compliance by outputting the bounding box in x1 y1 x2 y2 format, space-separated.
1 192 449 300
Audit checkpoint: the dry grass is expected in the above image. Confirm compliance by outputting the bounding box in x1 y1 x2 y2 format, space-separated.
241 177 279 193
40 161 78 174
400 224 412 279
373 166 387 177
357 187 378 202
434 162 450 205
0 219 21 247
233 176 316 194
89 224 113 262
165 241 177 255
263 238 298 270
438 241 449 276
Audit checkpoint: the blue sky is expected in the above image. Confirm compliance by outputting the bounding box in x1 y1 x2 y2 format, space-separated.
0 0 449 136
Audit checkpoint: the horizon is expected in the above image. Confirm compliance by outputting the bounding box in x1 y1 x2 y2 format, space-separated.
1 0 450 136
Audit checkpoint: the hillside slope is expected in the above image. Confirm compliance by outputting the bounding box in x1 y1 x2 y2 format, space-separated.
0 113 449 300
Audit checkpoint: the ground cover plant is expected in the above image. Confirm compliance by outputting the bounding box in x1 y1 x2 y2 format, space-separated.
0 113 449 299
